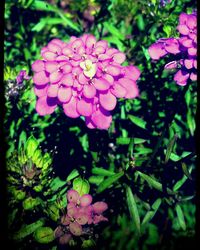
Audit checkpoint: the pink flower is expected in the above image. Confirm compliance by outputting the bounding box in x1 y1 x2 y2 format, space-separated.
32 35 140 129
148 12 197 86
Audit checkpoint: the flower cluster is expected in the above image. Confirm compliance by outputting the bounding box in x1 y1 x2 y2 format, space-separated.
4 69 30 99
54 189 108 245
148 12 197 86
32 34 140 129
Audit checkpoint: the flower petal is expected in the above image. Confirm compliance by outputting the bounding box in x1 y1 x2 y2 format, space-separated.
124 66 141 81
32 60 45 72
33 71 49 85
190 72 197 81
57 86 72 103
34 84 48 97
184 59 193 69
112 52 126 64
48 42 62 54
92 202 108 214
42 51 57 61
99 91 117 111
148 43 167 60
67 190 80 203
60 74 74 86
174 70 189 86
188 47 197 56
45 61 59 73
47 84 59 97
106 65 121 76
177 24 189 35
118 78 139 99
77 99 93 116
63 96 80 118
91 107 112 130
75 212 89 225
94 78 110 91
49 71 63 83
80 194 93 207
61 63 72 74
69 222 82 236
110 83 127 98
165 38 180 54
83 84 96 98
85 35 96 48
36 96 57 116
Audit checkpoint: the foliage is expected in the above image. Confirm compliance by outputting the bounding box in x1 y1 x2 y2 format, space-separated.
4 0 196 249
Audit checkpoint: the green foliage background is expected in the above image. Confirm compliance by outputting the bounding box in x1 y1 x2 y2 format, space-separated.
4 0 196 249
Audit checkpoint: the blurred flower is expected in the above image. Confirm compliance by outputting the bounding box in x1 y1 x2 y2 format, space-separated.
160 0 171 7
148 12 197 86
32 34 140 129
55 189 108 244
4 68 30 99
16 70 30 85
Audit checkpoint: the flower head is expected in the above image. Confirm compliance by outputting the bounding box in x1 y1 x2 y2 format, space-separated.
32 34 140 129
148 12 197 86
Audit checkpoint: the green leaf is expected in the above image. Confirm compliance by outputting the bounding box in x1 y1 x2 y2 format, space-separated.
97 171 124 193
66 169 79 182
34 227 55 244
103 22 125 40
25 136 39 158
136 14 145 31
137 171 174 194
73 177 90 196
116 137 130 145
173 166 193 192
181 162 192 180
175 204 186 230
128 115 147 129
92 167 115 176
50 177 66 191
31 1 80 32
88 176 104 185
46 204 60 221
165 134 178 164
18 131 27 151
126 186 140 234
141 198 162 226
13 219 45 240
23 197 42 210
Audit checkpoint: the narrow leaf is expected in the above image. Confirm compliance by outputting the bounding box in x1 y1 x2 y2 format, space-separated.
66 169 79 181
128 115 147 129
175 204 186 230
173 167 193 192
165 134 178 164
181 162 192 180
92 167 115 176
126 186 140 233
141 198 162 226
13 219 45 240
97 172 124 193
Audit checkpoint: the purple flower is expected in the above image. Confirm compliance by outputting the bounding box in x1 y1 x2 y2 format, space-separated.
148 12 197 86
60 189 108 238
16 70 30 85
32 34 140 129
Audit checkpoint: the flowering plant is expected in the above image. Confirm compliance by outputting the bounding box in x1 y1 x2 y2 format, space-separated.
32 34 140 129
148 12 197 86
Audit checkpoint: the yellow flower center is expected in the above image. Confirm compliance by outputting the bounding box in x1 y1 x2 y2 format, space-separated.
80 59 97 79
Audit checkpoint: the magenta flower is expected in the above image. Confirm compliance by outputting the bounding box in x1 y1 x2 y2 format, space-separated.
16 70 30 85
59 189 108 238
32 34 140 129
148 12 197 86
